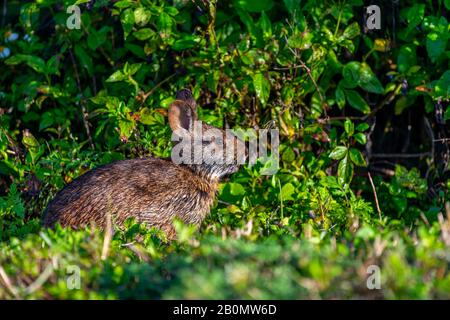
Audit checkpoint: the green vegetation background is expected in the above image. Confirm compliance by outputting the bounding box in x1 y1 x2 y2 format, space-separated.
0 0 449 299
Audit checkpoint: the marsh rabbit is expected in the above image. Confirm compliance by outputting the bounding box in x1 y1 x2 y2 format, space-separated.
42 89 246 238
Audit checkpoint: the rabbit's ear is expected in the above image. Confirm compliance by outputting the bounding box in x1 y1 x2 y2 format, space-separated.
168 101 196 132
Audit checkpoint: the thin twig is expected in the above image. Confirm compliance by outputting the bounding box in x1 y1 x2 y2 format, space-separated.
317 116 363 124
369 166 395 177
367 172 382 221
282 35 327 117
24 263 54 295
362 87 398 121
371 152 431 158
140 73 177 105
272 65 304 71
122 243 150 262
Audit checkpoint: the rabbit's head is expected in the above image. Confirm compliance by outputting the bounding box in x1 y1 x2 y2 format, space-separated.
169 89 246 180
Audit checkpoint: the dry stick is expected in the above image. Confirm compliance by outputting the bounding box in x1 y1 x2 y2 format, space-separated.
367 172 382 221
316 86 399 124
370 166 395 177
371 152 431 158
122 243 150 262
362 88 398 121
0 265 19 298
140 73 177 105
317 116 363 122
24 263 54 295
68 48 95 150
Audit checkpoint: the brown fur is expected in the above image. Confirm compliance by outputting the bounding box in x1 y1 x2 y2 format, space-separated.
42 89 243 238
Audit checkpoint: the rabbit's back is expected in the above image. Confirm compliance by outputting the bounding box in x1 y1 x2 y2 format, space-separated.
42 157 218 233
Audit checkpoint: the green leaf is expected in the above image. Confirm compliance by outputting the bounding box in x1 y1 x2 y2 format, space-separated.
114 0 133 9
74 44 93 76
134 7 151 26
123 62 142 76
344 119 354 136
340 39 355 53
335 86 345 109
434 70 450 99
234 0 274 12
359 63 384 94
259 11 272 39
207 70 220 94
230 182 246 196
173 35 198 51
22 129 41 163
342 61 361 85
345 90 370 114
343 62 383 94
282 147 296 162
106 70 127 82
356 123 369 131
342 22 360 39
349 148 366 166
5 54 46 74
120 8 135 39
353 133 367 145
252 73 270 106
118 119 134 139
288 31 313 50
236 8 263 47
397 44 417 74
157 12 173 40
426 32 447 63
283 0 301 14
338 155 354 185
46 55 60 75
280 183 295 201
133 28 154 40
39 111 54 131
444 107 450 121
330 146 347 160
138 108 156 125
87 27 108 50
405 4 425 30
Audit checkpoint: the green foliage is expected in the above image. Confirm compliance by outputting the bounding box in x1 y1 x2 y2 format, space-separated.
0 221 449 299
0 0 448 299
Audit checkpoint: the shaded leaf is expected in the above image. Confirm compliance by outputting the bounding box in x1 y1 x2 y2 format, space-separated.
345 90 370 114
252 73 270 106
349 148 366 166
235 0 274 12
330 146 347 160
